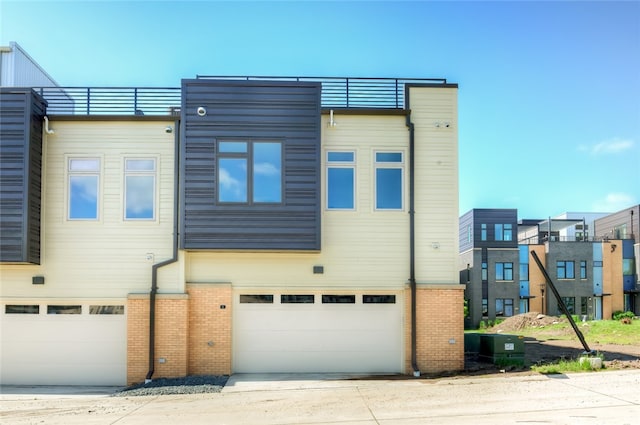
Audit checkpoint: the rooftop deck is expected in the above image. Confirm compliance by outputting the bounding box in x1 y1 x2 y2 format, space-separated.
34 76 449 116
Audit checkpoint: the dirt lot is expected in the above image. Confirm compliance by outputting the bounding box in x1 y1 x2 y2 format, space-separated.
463 313 640 376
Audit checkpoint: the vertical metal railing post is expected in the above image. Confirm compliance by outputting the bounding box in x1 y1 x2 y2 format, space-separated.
395 79 399 108
134 88 138 114
86 88 91 115
345 78 349 108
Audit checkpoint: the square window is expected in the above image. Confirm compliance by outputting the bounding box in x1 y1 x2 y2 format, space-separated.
217 141 282 204
496 262 513 281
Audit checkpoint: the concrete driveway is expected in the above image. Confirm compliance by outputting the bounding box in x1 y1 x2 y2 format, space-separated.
2 370 639 424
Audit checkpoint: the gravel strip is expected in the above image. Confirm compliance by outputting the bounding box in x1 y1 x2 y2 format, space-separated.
113 375 229 397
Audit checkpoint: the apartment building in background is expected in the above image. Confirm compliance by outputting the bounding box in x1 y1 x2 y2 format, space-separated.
461 207 639 329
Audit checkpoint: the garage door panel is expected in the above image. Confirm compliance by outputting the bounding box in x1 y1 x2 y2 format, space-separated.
0 307 126 385
234 292 403 373
234 350 399 373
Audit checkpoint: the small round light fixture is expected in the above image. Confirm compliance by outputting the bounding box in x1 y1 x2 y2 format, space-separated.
197 106 207 117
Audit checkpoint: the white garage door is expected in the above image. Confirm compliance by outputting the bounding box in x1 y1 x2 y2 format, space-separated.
0 303 126 385
233 292 403 373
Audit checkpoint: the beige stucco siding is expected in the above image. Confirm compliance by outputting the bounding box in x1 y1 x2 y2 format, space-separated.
0 120 177 298
409 86 459 284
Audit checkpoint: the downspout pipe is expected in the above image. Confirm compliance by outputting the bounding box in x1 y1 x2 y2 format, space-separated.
145 120 180 383
406 111 420 376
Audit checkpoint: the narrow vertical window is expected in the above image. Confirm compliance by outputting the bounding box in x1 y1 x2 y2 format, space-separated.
253 142 282 203
327 151 355 210
495 223 503 241
504 223 512 241
218 142 248 203
580 261 587 279
124 158 156 220
481 261 488 281
481 224 487 241
374 152 403 210
68 158 100 220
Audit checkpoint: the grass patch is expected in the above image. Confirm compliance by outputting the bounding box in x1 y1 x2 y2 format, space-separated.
531 355 604 374
469 318 640 345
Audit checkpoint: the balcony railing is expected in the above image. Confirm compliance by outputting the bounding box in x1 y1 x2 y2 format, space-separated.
34 87 181 116
196 76 448 109
518 234 637 244
35 77 448 116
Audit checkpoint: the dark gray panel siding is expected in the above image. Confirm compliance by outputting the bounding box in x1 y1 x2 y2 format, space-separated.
470 209 518 249
0 89 45 263
459 210 474 253
180 80 321 250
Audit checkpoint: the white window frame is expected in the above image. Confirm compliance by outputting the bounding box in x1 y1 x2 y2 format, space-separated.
325 150 356 211
123 157 158 221
66 156 102 221
373 150 404 211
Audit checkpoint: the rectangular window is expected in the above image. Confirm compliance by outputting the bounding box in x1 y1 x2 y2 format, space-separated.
495 223 513 241
496 262 514 281
363 295 396 304
374 152 403 210
481 261 488 281
481 224 487 241
482 298 488 316
124 158 156 220
623 258 635 276
68 158 100 220
580 261 587 279
253 142 282 203
47 305 82 314
580 297 589 315
504 224 512 241
281 295 314 304
519 263 529 280
495 298 514 317
559 297 575 314
327 151 355 210
557 261 575 279
89 305 125 315
218 141 282 204
239 294 274 303
467 225 472 243
322 295 356 303
5 305 39 314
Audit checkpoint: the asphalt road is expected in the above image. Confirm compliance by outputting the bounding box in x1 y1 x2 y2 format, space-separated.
2 370 639 424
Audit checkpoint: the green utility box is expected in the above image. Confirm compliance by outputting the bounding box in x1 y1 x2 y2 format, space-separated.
464 332 481 353
479 334 525 365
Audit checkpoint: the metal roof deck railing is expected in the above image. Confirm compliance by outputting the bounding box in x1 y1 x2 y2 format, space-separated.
35 76 448 116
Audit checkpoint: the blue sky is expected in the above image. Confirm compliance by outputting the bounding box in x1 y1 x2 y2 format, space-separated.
2 0 639 219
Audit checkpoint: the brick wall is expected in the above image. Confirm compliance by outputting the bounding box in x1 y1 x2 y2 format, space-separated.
127 294 189 385
405 285 465 374
187 284 232 376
